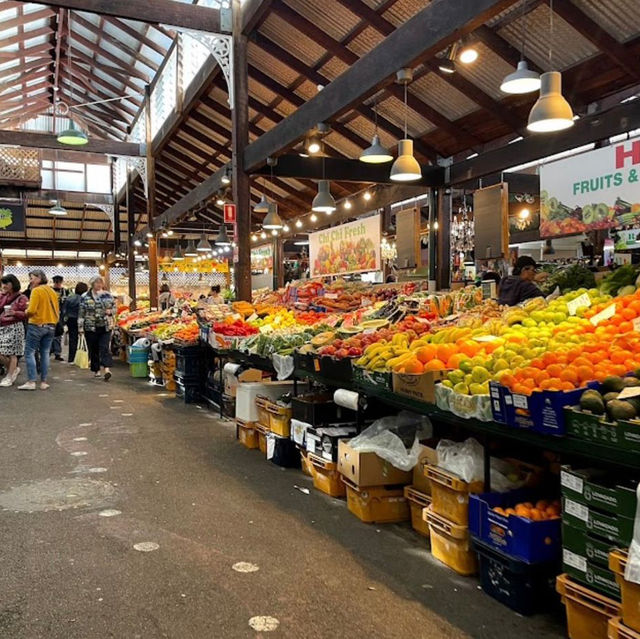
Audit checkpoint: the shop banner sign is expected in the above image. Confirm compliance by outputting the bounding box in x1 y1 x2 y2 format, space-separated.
0 200 25 232
540 139 640 238
309 214 381 278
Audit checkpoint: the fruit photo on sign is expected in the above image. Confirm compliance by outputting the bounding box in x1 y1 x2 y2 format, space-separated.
313 238 376 276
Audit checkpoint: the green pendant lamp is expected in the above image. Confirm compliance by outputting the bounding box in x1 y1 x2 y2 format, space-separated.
57 119 88 146
262 202 283 229
48 200 68 216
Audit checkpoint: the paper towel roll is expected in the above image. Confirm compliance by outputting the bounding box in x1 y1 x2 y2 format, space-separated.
151 343 162 353
223 362 241 376
133 337 151 348
333 389 360 412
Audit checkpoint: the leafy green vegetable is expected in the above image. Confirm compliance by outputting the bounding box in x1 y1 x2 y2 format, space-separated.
540 264 596 295
600 264 640 296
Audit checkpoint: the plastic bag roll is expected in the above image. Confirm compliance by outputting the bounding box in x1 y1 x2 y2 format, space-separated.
223 362 241 376
151 343 162 353
333 389 360 411
133 337 151 348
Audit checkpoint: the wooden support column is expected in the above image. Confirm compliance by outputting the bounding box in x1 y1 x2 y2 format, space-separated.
126 180 137 310
145 84 159 309
436 189 452 291
232 0 251 301
274 238 284 290
428 189 438 292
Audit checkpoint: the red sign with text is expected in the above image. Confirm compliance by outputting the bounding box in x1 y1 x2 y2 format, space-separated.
223 203 236 224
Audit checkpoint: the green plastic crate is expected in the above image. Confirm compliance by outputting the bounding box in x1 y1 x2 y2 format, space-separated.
129 361 149 378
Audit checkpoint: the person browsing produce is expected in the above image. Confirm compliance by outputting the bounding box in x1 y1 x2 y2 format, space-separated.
79 276 115 381
0 274 28 386
498 256 542 306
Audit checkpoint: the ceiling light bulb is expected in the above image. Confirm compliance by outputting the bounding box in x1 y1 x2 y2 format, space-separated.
344 200 352 210
215 225 231 246
310 213 317 223
251 234 257 242
527 71 574 133
390 139 422 182
295 219 303 228
260 231 267 240
134 239 142 247
500 60 541 95
216 197 225 206
519 208 530 220
167 230 173 236
283 224 290 232
363 191 372 201
312 180 336 213
271 229 278 236
459 46 478 64
307 136 321 155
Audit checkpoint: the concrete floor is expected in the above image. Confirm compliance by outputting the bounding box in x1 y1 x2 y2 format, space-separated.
0 360 567 639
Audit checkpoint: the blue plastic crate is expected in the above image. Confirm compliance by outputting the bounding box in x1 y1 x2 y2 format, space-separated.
473 538 561 616
489 381 594 436
469 489 562 564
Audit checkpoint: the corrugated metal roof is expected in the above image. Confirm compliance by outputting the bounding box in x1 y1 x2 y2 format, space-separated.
377 95 436 138
248 42 301 89
454 41 516 101
342 115 396 152
411 72 479 121
283 0 360 42
381 0 430 28
572 0 640 43
346 25 385 58
260 12 326 68
498 3 599 72
317 57 350 83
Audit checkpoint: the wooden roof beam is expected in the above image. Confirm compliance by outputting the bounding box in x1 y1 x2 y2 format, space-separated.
102 17 166 57
0 42 54 61
0 129 142 155
550 0 640 82
245 0 511 169
13 0 224 33
241 0 274 35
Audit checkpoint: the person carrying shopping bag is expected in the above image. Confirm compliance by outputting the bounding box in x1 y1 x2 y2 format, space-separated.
64 282 88 364
79 276 115 381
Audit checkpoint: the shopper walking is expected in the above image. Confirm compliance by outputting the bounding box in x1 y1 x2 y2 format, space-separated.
64 281 88 364
79 276 115 381
18 270 59 391
158 283 175 310
50 275 69 361
0 274 28 386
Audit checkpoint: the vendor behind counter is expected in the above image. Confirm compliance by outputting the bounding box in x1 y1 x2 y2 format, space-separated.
498 256 544 306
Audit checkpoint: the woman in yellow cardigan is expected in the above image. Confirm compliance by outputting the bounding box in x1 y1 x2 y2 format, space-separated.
18 270 59 391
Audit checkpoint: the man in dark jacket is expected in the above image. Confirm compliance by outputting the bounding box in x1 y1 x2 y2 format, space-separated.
498 256 542 306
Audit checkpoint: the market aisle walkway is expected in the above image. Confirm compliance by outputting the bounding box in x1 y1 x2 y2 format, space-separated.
0 362 565 639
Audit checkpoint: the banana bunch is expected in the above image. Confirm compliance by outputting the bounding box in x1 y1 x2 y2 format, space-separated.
523 297 547 312
429 326 472 344
355 333 410 371
504 309 528 326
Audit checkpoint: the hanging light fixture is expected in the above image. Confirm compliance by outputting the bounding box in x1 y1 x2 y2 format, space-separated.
438 43 458 75
283 224 290 233
172 244 184 261
216 224 231 247
306 135 321 155
221 166 231 185
48 200 67 216
184 240 198 257
458 40 478 65
295 219 303 228
527 0 573 132
500 1 540 94
310 213 318 223
312 180 336 213
260 231 267 240
262 202 283 229
216 194 225 206
253 193 269 213
359 102 392 164
197 232 212 252
390 69 422 182
57 12 88 146
363 190 372 201
251 234 258 242
343 199 352 210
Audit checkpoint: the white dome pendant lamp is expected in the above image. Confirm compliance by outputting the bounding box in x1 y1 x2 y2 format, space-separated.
527 0 574 133
390 68 421 182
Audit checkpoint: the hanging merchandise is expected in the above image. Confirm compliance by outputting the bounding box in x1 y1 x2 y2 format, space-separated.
451 198 474 261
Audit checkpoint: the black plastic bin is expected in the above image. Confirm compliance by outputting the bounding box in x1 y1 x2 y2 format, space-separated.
174 344 205 377
472 538 560 616
267 433 301 469
291 393 341 426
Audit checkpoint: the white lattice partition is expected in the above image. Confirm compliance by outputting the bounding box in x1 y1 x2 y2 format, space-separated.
172 28 233 107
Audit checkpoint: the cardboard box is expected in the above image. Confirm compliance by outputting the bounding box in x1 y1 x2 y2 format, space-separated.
560 466 637 518
235 381 306 422
412 445 437 495
337 439 412 487
562 497 634 545
562 547 620 600
562 523 615 568
224 368 264 398
306 424 358 462
392 370 449 404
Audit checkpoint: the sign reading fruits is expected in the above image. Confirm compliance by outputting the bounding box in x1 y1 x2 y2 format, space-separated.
540 139 640 238
309 214 381 278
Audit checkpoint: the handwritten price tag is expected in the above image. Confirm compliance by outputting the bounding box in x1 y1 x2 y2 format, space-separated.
567 292 591 316
589 303 616 326
618 386 640 399
633 317 640 332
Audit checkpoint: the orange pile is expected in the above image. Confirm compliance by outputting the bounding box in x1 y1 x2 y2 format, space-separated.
493 499 561 521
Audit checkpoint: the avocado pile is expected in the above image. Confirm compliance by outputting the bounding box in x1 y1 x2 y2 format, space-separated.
579 375 640 421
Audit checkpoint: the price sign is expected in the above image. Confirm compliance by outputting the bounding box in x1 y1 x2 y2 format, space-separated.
567 292 591 316
633 317 640 332
617 386 640 399
589 303 616 326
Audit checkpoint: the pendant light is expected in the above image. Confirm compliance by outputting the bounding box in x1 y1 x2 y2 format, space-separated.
253 176 269 213
438 43 458 75
48 200 67 216
184 240 198 257
172 243 184 261
262 202 283 229
57 12 88 146
359 102 392 164
527 0 574 132
197 232 212 252
216 224 231 247
390 69 422 182
312 180 336 213
500 1 540 94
